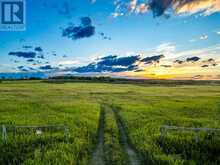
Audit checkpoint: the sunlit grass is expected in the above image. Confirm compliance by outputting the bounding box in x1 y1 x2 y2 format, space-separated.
0 80 220 164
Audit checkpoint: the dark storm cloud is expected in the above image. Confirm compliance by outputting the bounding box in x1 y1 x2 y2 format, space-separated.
35 47 43 52
73 55 140 73
186 56 200 62
141 54 165 64
9 51 36 58
62 17 95 40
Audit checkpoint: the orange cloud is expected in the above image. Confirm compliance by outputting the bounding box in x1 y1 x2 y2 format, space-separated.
174 0 220 15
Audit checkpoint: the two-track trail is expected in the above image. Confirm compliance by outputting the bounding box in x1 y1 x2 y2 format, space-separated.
112 106 140 165
91 103 140 165
91 106 105 165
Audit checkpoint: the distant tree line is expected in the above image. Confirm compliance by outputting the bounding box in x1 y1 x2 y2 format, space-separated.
45 76 220 86
0 76 42 81
1 75 220 86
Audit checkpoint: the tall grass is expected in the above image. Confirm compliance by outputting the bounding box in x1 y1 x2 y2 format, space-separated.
0 81 220 164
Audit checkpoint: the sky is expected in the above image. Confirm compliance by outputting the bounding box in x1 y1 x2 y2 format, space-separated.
0 0 220 80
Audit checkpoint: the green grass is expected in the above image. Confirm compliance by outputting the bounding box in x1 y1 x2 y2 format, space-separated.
0 80 220 164
0 81 100 164
103 104 127 165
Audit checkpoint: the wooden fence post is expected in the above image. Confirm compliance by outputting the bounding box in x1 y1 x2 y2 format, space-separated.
195 131 199 143
64 126 69 142
160 127 166 141
2 125 7 143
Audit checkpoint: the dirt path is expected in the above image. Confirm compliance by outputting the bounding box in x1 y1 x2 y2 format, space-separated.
112 107 140 165
91 107 105 165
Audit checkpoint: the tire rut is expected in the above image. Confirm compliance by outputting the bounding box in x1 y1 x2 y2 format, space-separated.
112 106 140 165
91 106 105 165
91 104 141 165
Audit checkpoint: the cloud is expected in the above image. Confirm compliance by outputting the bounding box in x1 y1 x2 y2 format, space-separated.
173 56 219 68
200 34 208 40
98 55 140 66
149 0 220 16
58 60 79 65
217 31 220 35
9 46 45 60
200 58 218 67
156 43 176 58
174 59 184 64
9 51 36 58
172 44 220 60
161 65 172 68
189 34 209 42
71 54 166 74
149 0 173 17
73 55 140 73
111 12 124 18
174 0 220 16
114 0 220 17
201 64 209 68
141 55 165 64
37 54 45 59
39 65 56 70
173 56 201 65
22 45 33 49
17 66 36 72
186 56 200 62
135 3 150 14
35 47 43 52
27 59 35 62
112 0 149 18
62 17 95 40
156 43 176 52
99 32 112 40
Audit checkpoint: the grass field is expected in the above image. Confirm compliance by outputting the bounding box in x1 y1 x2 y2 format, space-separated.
0 80 220 164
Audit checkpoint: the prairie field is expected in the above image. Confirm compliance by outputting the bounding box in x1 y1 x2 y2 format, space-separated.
0 80 220 165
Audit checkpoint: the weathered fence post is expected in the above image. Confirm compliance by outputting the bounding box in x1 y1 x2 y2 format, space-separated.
160 126 166 141
64 125 69 142
195 131 199 143
2 125 7 143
